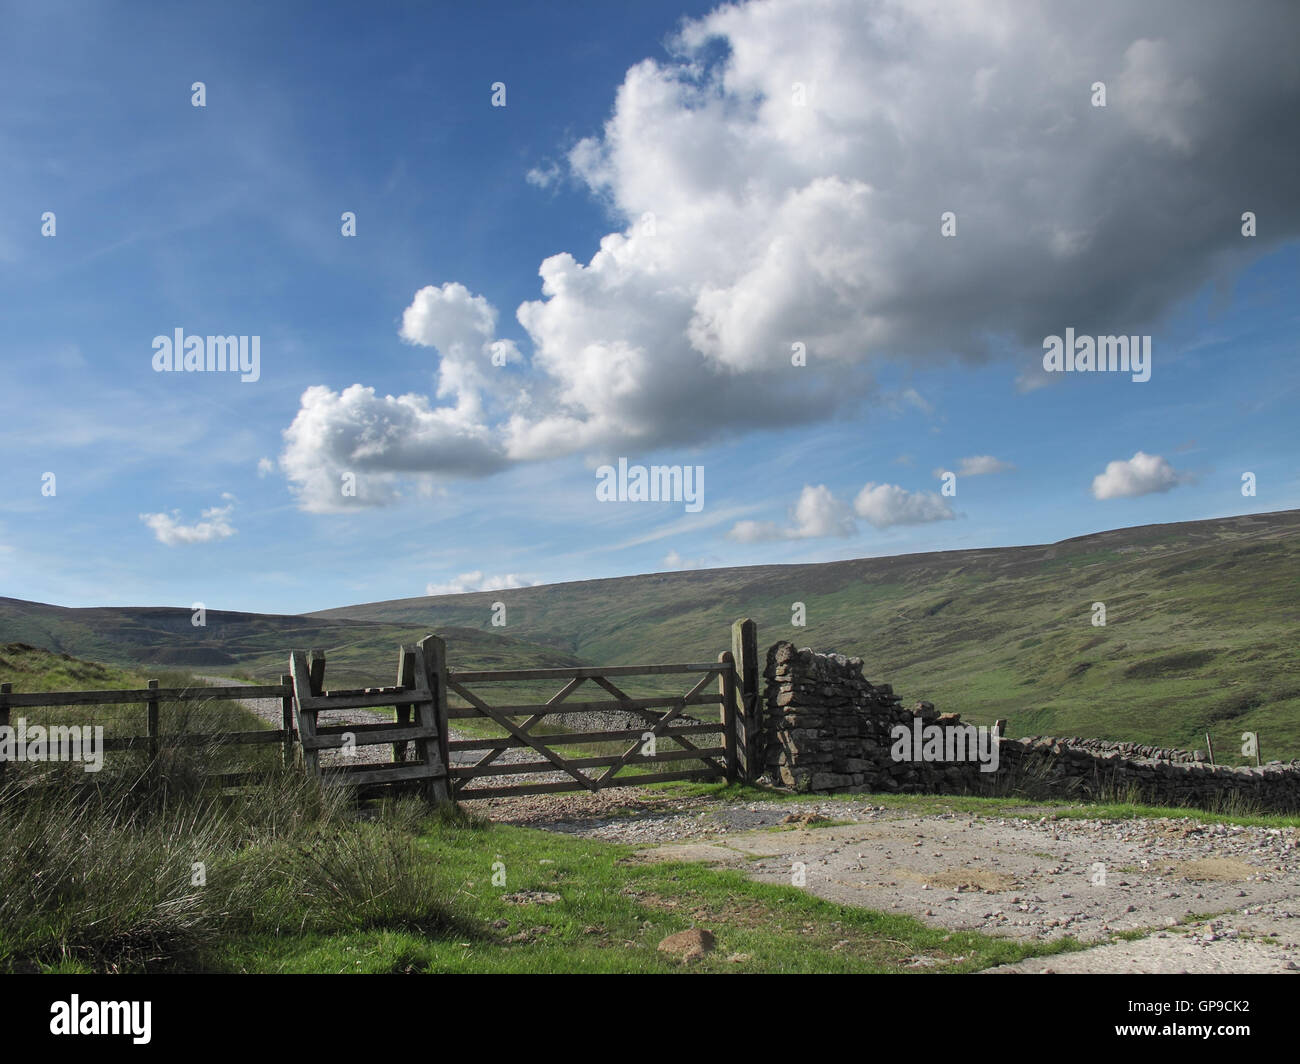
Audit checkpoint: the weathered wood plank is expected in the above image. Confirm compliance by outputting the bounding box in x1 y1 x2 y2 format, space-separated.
416 636 452 803
308 649 326 697
732 617 759 781
394 647 415 762
280 672 296 767
322 686 406 698
447 679 598 792
455 767 720 800
0 682 9 783
1 685 291 707
146 679 160 761
321 762 444 787
719 651 739 781
447 723 723 751
448 663 726 683
28 730 287 755
449 747 727 778
302 724 439 751
443 693 723 719
290 651 320 775
470 674 586 774
295 691 426 711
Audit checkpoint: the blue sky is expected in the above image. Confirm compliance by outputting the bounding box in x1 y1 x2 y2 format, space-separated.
1 0 1297 615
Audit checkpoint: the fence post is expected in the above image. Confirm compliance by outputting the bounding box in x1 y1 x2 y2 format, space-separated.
718 651 739 782
280 673 295 767
731 618 759 782
394 647 415 763
147 679 160 761
417 634 452 803
308 649 326 697
0 682 10 787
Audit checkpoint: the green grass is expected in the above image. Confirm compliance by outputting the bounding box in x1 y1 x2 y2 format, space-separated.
213 809 1080 974
3 756 1082 975
648 780 1300 828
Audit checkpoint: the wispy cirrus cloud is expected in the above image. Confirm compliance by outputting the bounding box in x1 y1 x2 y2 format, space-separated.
424 571 538 596
934 455 1016 478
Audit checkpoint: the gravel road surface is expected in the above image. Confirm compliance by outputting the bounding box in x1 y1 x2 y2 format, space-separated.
204 676 1300 973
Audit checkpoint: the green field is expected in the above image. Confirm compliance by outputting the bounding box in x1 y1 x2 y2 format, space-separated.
0 601 588 691
316 509 1300 761
3 508 1297 759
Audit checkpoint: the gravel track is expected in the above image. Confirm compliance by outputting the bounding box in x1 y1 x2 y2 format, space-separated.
204 676 1300 973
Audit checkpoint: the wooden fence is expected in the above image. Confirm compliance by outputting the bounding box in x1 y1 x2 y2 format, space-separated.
0 677 296 787
0 619 765 799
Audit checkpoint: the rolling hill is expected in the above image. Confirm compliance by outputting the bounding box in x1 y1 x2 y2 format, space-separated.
0 599 587 690
312 510 1300 760
3 510 1296 759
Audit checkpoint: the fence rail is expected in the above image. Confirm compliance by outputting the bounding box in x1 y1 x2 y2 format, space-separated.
0 684 290 707
0 677 297 786
0 619 765 798
443 658 741 799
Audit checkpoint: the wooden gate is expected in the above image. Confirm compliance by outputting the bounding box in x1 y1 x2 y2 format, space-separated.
443 659 739 800
289 638 450 801
285 619 763 802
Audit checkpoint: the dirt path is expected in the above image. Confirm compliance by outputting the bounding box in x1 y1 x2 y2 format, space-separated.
490 793 1300 973
625 804 1300 974
203 676 1300 973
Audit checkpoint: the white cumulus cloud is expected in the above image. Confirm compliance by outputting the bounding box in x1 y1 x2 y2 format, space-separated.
278 0 1299 510
729 484 856 542
853 483 955 529
1091 451 1184 499
281 384 506 512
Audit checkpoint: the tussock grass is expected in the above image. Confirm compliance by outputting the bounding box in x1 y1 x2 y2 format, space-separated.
0 748 469 972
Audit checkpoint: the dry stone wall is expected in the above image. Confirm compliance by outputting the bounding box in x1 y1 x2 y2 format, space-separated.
761 641 1300 813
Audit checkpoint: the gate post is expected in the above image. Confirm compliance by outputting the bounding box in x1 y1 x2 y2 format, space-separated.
146 679 160 762
731 618 760 782
718 651 739 781
0 683 10 787
417 634 453 803
281 673 296 767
